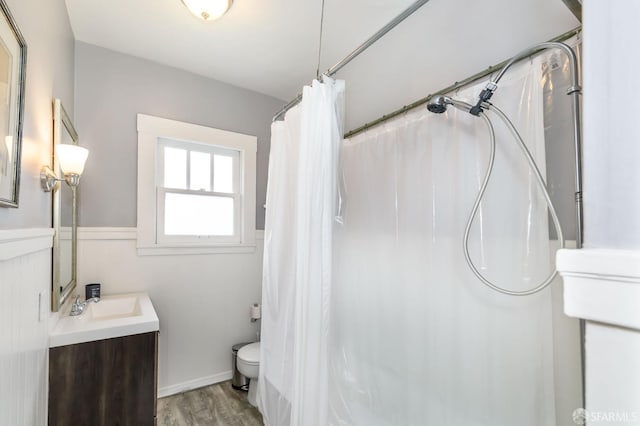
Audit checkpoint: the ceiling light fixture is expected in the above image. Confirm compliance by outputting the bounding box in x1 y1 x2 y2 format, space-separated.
181 0 233 21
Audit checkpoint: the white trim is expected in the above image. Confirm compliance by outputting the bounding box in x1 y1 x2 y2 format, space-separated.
77 227 137 240
137 114 257 255
137 244 256 256
158 370 233 398
0 229 54 261
75 227 265 241
558 248 640 278
75 227 263 255
137 115 256 151
557 248 640 331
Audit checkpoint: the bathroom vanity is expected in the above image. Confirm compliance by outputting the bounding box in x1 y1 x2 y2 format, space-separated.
48 293 160 426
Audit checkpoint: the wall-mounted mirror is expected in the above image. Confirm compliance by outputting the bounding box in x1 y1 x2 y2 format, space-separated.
51 99 79 312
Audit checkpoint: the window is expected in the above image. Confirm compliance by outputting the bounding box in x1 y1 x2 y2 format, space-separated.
137 114 256 255
157 139 240 242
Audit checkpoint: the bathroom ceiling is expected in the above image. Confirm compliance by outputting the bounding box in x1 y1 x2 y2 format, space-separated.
65 0 579 129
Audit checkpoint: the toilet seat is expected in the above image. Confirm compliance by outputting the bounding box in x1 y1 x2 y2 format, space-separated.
238 342 260 365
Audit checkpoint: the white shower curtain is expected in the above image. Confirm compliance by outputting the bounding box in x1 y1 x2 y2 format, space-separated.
262 52 560 426
259 77 345 426
329 55 556 425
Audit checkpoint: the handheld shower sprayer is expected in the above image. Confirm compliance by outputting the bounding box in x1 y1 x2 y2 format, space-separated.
426 96 451 113
426 96 474 114
427 93 563 296
424 40 582 297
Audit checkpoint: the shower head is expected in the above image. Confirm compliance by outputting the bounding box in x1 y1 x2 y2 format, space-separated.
426 96 475 115
426 96 452 114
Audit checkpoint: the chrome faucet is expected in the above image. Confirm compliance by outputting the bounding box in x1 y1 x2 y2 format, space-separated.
70 295 99 316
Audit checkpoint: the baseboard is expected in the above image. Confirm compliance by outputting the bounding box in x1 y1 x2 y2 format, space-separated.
158 371 234 398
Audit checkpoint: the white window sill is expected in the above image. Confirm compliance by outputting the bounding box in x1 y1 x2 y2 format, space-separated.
137 243 257 256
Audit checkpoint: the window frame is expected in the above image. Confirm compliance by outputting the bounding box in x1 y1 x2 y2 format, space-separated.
137 114 256 255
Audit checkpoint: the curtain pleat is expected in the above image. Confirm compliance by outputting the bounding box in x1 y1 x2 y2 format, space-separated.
259 77 345 426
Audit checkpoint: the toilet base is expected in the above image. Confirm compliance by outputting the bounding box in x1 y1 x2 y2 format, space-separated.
247 377 259 407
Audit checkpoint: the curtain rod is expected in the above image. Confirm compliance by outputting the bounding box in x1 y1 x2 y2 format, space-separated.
272 0 432 122
344 26 582 139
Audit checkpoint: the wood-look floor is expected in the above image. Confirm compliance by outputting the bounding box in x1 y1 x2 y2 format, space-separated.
157 381 263 426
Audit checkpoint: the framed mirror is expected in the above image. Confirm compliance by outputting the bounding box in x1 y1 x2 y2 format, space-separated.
52 99 79 311
0 0 27 208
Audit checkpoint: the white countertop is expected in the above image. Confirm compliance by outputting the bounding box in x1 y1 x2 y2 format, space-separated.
49 292 160 348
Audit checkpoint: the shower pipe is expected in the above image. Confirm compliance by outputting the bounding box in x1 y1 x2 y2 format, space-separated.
272 0 432 122
468 40 582 247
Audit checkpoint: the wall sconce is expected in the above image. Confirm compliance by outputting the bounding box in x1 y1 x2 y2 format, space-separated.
181 0 233 21
41 144 89 192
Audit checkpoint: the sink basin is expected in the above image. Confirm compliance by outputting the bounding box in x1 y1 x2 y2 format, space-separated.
49 292 159 348
89 295 141 320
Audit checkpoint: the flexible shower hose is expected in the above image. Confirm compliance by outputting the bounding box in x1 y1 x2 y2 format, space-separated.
466 104 564 296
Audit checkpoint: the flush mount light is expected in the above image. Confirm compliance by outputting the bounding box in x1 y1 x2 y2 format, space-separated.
181 0 233 21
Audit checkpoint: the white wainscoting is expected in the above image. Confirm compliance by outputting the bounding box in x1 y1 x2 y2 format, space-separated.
0 229 53 426
75 227 264 397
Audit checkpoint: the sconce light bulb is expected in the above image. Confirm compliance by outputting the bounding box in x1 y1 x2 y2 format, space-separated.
56 144 89 176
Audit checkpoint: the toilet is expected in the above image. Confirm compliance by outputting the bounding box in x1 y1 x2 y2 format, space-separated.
236 342 260 407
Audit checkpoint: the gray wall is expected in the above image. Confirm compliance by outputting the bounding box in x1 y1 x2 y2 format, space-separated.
0 0 75 229
74 42 285 229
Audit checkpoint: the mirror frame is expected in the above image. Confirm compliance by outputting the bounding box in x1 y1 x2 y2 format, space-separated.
51 99 79 312
0 0 27 208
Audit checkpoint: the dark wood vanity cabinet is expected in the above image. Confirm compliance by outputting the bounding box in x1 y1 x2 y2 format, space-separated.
49 331 158 426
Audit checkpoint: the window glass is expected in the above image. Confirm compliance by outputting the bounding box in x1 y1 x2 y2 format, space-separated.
214 154 234 193
190 151 211 191
164 147 186 189
164 193 234 236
